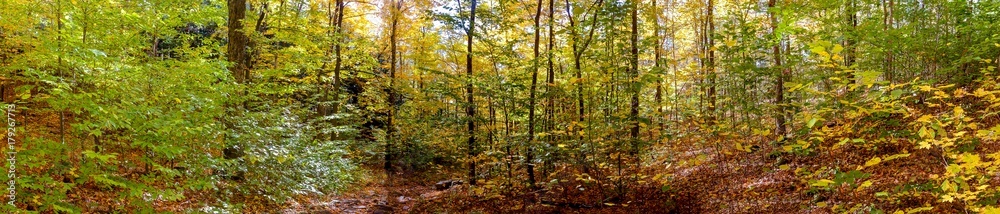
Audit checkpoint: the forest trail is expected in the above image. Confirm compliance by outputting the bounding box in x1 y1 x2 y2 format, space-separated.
664 144 811 213
283 140 815 214
282 169 452 214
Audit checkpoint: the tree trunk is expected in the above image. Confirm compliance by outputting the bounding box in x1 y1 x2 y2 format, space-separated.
385 0 400 172
706 0 716 126
846 0 857 86
883 0 893 83
566 0 603 174
466 0 478 186
527 0 543 189
629 0 640 155
333 0 345 114
544 0 555 178
225 0 251 181
653 0 663 135
769 0 787 137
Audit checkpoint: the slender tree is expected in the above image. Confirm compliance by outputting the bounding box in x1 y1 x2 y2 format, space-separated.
629 0 640 154
653 0 663 134
544 0 556 176
385 0 400 172
527 0 543 189
333 0 345 114
706 0 716 126
845 0 857 86
466 0 478 186
566 0 603 173
769 0 787 136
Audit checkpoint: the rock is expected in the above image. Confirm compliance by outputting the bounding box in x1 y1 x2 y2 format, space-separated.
435 179 464 190
396 196 411 203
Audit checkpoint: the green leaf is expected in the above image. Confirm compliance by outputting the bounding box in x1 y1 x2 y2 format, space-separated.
890 89 903 99
82 150 118 163
807 118 819 128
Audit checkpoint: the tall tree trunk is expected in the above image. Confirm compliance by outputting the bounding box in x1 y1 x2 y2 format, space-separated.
629 0 640 155
883 0 893 83
318 0 344 131
845 0 857 86
669 0 678 126
527 0 543 189
333 0 345 114
769 0 787 137
466 0 478 186
385 0 400 172
706 0 716 126
544 0 555 177
225 0 251 181
698 12 705 117
653 0 663 135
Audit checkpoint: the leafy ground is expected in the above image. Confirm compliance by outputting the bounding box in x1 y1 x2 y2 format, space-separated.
273 130 998 213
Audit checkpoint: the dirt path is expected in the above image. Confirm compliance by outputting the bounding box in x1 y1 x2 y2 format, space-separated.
663 145 816 213
282 170 458 214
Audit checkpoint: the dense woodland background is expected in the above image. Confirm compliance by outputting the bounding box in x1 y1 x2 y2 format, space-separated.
2 0 1000 213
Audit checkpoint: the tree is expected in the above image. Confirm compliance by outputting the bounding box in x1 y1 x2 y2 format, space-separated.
466 0 478 186
527 0 543 189
706 0 716 126
225 0 250 180
385 0 401 172
330 0 347 115
565 0 603 172
629 0 640 154
769 0 787 136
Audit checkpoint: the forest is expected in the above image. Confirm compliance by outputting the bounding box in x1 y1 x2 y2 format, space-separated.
1 0 1000 213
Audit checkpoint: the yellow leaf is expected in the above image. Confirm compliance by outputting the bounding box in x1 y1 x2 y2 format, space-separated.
855 180 873 191
816 202 827 207
942 180 954 192
954 106 965 118
779 165 791 170
864 157 882 167
812 179 835 187
916 115 933 123
918 141 932 149
831 44 844 54
724 38 737 47
906 206 934 214
941 195 955 202
974 88 988 97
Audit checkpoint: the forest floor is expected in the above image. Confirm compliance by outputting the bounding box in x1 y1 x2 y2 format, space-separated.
280 130 998 213
278 139 816 213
